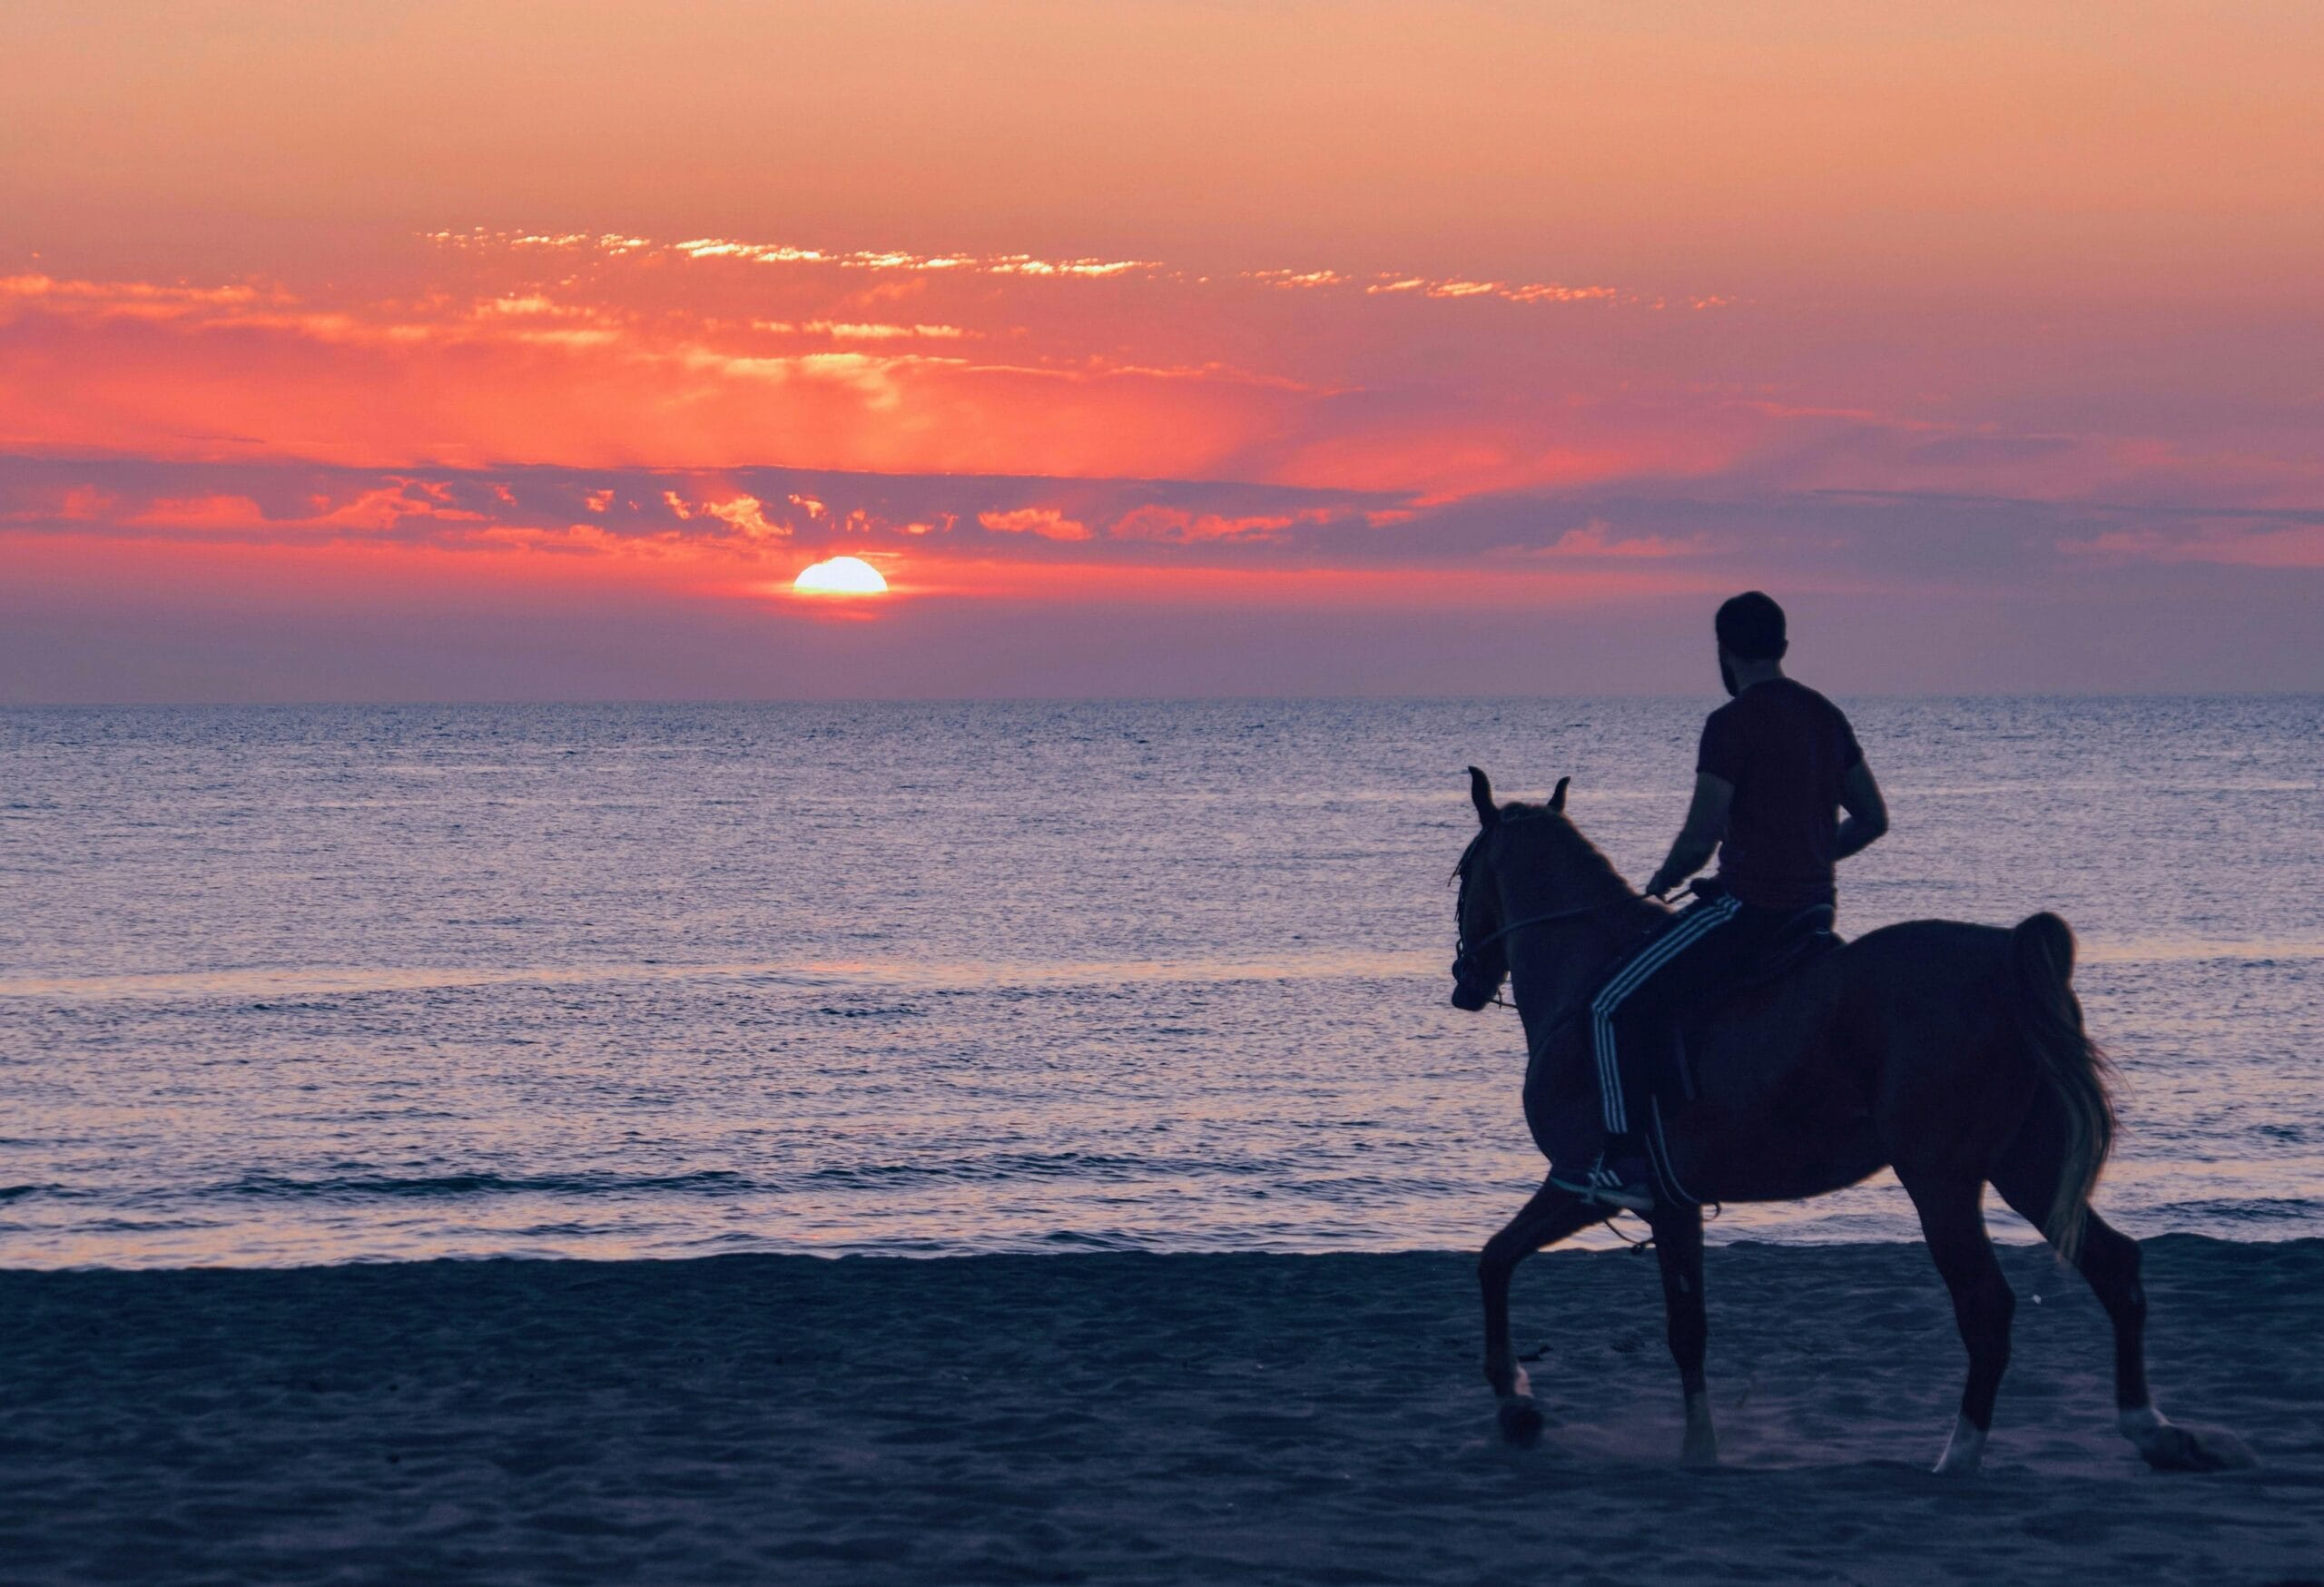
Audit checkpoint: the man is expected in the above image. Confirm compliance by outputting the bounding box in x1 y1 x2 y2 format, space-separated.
1552 592 1888 1212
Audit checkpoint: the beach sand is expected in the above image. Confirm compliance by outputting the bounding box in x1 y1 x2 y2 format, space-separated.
2 1237 2317 1585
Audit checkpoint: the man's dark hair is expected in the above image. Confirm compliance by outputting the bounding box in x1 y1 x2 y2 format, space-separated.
1715 591 1788 661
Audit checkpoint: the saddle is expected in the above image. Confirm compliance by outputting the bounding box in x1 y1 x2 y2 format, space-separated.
1718 902 1843 999
1666 902 1846 1107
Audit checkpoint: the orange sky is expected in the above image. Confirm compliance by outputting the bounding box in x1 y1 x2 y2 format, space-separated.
4 2 2319 698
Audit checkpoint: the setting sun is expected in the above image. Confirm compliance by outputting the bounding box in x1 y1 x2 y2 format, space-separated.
791 556 890 596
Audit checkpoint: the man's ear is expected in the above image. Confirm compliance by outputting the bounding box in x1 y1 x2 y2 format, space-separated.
1468 766 1498 828
1549 776 1570 813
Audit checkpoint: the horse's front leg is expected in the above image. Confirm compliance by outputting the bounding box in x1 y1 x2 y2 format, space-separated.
1479 1178 1599 1445
1648 1203 1717 1466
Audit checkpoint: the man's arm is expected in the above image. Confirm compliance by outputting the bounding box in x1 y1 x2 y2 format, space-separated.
1645 773 1733 899
1835 759 1888 861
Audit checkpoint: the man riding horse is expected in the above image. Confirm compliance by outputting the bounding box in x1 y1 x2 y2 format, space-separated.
1552 591 1891 1213
1451 598 2247 1473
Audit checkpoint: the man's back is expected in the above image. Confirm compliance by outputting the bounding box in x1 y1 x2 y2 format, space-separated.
1698 677 1861 911
1556 591 1886 1211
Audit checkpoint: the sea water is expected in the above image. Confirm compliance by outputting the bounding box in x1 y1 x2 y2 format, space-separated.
2 697 2318 1267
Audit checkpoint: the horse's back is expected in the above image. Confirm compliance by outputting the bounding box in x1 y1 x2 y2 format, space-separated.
1837 918 2046 1178
1678 918 2018 1202
1844 917 2014 988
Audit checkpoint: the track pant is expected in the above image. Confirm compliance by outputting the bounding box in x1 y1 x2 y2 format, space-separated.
1588 892 1795 1137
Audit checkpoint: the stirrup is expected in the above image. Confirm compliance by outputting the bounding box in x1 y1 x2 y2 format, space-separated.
1550 1156 1656 1215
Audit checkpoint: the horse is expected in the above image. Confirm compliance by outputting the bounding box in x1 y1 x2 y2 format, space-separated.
1452 766 2249 1474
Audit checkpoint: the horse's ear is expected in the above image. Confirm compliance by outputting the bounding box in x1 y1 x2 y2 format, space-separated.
1467 765 1499 828
1549 776 1570 813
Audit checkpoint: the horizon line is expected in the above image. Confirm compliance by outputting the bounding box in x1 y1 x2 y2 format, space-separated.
7 689 2322 711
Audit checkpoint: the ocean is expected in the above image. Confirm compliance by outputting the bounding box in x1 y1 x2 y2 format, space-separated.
2 696 2318 1267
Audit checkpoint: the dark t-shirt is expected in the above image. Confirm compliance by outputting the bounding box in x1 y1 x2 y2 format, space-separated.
1696 677 1863 910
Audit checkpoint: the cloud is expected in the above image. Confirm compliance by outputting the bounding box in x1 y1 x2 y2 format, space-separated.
424 227 1639 318
1535 521 1709 558
125 493 270 529
0 457 1396 570
0 270 1325 481
2062 519 2324 567
0 273 271 314
978 507 1092 541
1106 505 1344 543
703 495 790 541
753 320 969 340
442 230 1157 283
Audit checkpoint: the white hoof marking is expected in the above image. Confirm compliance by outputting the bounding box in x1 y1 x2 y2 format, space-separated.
1681 1391 1718 1467
2119 1405 2172 1455
1933 1414 1986 1476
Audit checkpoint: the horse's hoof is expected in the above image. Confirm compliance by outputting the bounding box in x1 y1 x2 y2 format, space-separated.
2140 1423 2257 1473
1497 1397 1546 1447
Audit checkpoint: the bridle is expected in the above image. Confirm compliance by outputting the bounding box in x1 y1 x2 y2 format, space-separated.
1451 821 1634 1010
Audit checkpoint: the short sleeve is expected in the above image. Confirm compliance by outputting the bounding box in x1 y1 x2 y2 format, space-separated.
1834 705 1864 769
1697 706 1738 784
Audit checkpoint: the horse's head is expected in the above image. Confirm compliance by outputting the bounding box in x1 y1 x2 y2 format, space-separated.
1450 765 1612 1010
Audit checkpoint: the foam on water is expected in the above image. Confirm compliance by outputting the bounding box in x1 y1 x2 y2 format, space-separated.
2 697 2319 1267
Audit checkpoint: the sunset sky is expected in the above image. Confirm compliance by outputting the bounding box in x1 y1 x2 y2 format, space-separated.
5 1 2319 699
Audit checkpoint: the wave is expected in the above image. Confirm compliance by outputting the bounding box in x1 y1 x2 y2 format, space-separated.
0 950 1431 1004
797 1150 1277 1188
2147 1196 2320 1224
221 1170 753 1200
203 1152 1285 1203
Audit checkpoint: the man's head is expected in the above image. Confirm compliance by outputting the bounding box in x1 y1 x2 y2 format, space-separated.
1714 591 1787 696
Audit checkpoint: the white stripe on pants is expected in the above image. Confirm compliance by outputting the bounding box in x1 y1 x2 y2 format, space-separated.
1589 894 1741 1134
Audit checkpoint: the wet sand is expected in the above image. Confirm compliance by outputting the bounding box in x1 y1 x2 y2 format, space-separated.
2 1236 2318 1584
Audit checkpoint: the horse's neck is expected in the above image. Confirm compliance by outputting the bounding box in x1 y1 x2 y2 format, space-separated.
1506 895 1663 1041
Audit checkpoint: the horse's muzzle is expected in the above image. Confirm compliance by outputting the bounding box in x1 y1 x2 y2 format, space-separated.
1450 961 1498 1011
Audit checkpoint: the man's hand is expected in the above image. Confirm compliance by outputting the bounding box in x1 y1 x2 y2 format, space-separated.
1648 773 1733 902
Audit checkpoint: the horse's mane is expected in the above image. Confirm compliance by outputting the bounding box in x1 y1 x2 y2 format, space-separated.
1455 803 1635 902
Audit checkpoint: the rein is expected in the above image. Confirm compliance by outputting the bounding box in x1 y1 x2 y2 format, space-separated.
1464 897 1630 956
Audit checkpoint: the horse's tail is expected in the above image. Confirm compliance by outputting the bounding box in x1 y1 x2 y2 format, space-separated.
2008 912 2116 1263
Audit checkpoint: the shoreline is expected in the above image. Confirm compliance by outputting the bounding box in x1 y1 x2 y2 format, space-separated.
3 1237 2317 1583
5 1227 2322 1276
14 1227 2324 1282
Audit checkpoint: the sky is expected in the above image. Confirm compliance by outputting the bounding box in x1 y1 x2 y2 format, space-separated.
3 0 2319 700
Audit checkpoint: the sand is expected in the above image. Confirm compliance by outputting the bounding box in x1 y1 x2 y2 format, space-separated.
1 1236 2317 1585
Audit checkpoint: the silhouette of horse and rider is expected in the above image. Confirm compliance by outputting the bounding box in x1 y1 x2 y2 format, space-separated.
1451 592 2247 1474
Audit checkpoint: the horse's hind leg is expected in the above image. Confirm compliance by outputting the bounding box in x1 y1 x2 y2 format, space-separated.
1902 1173 2014 1476
1990 1149 2252 1471
1992 1145 2149 1408
1648 1202 1717 1466
1479 1178 1600 1445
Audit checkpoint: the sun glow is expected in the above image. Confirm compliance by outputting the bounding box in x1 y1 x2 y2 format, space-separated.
792 555 890 596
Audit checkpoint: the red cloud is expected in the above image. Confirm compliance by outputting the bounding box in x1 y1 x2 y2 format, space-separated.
978 507 1092 541
703 496 790 541
1107 505 1341 542
1536 521 1709 558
